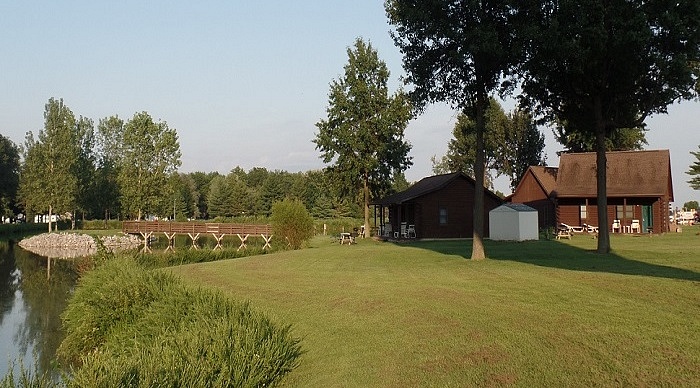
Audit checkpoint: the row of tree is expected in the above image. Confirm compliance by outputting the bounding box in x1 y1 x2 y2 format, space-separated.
0 98 410 226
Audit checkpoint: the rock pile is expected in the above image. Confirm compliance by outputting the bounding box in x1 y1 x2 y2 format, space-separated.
18 233 142 258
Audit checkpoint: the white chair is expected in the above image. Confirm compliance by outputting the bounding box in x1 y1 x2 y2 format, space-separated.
407 224 416 238
400 222 408 238
611 219 621 233
630 219 641 233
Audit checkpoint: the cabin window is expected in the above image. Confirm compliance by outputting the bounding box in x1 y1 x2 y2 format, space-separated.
439 207 448 225
580 205 587 220
616 205 633 220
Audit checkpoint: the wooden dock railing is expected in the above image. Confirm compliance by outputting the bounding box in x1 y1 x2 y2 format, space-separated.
122 221 273 250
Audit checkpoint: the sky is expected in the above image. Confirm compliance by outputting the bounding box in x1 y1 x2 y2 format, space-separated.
1 1 699 206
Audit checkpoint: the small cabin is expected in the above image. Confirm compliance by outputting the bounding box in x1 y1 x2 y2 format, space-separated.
371 172 502 239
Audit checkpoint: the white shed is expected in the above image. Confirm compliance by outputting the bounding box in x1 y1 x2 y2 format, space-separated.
489 203 539 241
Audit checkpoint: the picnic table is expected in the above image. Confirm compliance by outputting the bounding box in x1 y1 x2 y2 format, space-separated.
339 232 355 245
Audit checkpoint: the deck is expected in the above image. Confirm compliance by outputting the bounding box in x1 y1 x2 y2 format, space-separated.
122 221 273 250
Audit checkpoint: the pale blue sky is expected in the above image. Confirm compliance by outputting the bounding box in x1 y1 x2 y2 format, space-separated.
1 1 698 205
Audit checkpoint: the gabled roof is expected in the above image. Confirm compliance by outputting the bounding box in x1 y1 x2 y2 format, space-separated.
508 166 558 200
554 149 673 199
371 172 502 206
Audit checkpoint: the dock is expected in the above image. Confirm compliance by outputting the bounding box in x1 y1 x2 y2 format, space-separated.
122 221 273 250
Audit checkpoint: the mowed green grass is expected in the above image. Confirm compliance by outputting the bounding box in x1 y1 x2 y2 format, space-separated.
169 227 700 387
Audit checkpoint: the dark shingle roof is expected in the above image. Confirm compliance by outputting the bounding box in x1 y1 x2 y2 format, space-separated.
554 149 673 199
371 172 502 206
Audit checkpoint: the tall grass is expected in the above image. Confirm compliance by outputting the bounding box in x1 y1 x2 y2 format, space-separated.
58 256 302 387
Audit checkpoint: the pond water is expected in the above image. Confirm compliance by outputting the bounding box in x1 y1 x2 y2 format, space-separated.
0 239 78 379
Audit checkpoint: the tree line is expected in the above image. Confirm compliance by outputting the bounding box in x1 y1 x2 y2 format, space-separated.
0 98 410 226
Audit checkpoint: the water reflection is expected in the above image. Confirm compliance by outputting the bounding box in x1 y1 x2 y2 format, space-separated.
0 240 77 379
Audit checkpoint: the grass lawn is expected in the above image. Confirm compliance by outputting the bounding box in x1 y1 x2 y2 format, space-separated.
169 226 700 387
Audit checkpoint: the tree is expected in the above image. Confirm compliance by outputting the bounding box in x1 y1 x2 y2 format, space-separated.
94 116 124 223
387 0 521 259
0 134 20 218
501 108 546 190
207 175 231 218
432 100 545 191
683 200 699 211
19 98 80 232
314 38 413 236
72 116 97 226
688 145 700 190
118 112 181 220
520 0 700 253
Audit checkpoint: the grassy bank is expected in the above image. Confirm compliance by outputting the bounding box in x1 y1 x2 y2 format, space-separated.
170 227 700 386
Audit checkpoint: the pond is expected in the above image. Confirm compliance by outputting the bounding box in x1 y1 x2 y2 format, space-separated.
0 239 78 380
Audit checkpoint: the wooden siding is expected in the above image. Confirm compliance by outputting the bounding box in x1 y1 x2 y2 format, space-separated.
510 170 556 229
412 178 499 238
556 197 668 233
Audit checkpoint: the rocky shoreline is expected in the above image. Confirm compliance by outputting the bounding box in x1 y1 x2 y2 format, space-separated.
18 232 142 258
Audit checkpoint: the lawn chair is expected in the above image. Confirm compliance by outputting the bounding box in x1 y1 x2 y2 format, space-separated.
630 219 641 233
407 224 416 238
611 219 621 233
560 223 584 233
400 222 408 238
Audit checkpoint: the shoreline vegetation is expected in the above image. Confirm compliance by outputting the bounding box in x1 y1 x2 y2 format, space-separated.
2 225 698 386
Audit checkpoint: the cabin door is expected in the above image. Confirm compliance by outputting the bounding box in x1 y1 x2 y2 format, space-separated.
642 205 653 233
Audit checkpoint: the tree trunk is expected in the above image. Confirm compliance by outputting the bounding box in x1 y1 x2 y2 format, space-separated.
594 99 611 253
363 173 370 239
471 99 487 260
48 205 53 233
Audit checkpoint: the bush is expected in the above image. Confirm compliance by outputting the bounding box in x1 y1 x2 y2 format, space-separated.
58 257 302 387
270 199 315 249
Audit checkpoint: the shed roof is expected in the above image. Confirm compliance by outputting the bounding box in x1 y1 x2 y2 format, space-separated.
553 149 673 199
491 203 537 212
371 172 502 206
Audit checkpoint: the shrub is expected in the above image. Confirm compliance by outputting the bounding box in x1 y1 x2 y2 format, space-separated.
270 199 315 249
58 257 302 387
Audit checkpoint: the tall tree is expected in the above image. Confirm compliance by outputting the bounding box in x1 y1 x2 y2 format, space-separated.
688 145 700 190
72 116 96 226
432 101 545 191
388 0 520 259
19 98 80 232
520 0 700 253
0 134 20 218
314 38 413 236
117 112 181 220
94 116 124 222
500 108 546 190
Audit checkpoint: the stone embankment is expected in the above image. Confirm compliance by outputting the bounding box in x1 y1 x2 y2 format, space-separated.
19 232 142 258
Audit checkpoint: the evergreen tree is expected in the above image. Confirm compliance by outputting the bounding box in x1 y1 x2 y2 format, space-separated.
688 145 700 190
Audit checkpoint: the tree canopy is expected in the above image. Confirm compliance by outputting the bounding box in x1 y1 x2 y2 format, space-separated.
314 37 413 236
0 134 20 217
19 98 81 232
118 112 182 220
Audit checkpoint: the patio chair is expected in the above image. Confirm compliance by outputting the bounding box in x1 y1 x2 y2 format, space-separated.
560 223 584 233
407 224 416 238
611 219 621 233
400 222 408 238
630 219 641 233
383 223 393 238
